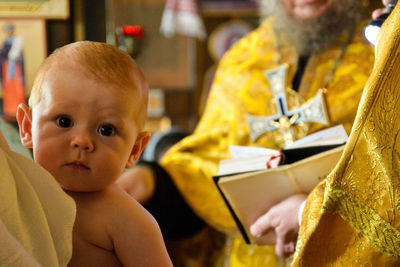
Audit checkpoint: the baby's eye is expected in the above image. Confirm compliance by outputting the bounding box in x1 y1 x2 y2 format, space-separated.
98 124 116 137
56 116 73 128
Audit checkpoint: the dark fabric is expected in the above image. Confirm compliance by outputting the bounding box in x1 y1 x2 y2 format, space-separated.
292 54 310 92
138 160 205 240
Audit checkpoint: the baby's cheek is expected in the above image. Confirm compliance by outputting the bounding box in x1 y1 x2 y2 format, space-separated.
94 157 118 179
33 144 58 170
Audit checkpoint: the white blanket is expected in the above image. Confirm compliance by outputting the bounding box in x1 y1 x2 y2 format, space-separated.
0 130 76 266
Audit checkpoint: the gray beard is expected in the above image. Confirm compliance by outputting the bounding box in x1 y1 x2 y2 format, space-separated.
261 0 371 55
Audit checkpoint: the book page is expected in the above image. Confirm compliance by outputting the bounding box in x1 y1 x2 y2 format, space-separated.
288 146 344 191
228 145 279 159
285 124 348 149
217 154 281 176
217 146 280 176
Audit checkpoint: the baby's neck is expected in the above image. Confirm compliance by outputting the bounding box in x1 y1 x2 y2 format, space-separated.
63 182 119 200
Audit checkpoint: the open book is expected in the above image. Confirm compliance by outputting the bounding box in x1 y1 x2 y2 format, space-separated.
213 125 347 245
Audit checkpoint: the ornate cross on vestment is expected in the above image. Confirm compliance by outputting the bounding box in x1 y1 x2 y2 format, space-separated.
246 64 330 146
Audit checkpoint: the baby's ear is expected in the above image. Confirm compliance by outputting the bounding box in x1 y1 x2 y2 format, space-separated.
16 103 33 148
125 131 151 168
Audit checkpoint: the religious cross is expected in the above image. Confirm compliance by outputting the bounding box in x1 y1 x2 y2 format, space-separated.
246 64 330 146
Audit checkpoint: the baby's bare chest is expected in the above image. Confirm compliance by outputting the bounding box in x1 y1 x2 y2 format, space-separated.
66 188 128 266
73 196 115 249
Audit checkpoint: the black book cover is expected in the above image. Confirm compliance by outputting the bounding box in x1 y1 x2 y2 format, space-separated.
212 175 251 244
281 142 345 164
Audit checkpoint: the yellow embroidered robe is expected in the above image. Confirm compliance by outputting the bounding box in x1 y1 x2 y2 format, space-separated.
162 18 375 266
292 5 400 266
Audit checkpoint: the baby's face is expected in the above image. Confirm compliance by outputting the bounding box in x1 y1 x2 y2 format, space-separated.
30 63 143 192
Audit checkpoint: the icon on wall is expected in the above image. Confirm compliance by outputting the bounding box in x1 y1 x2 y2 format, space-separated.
0 19 46 122
0 23 26 121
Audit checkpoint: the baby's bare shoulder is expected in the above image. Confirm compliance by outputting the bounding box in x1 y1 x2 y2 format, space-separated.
98 184 157 230
101 184 172 266
70 184 154 226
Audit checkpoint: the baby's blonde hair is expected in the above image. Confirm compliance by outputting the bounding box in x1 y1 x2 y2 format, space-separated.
29 41 148 129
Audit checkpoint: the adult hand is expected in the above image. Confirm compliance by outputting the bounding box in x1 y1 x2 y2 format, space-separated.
117 165 156 204
372 0 391 19
250 194 307 258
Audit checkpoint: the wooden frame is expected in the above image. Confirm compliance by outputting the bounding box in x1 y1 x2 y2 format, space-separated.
0 0 69 19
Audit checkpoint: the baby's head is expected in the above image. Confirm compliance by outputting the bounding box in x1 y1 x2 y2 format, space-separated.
29 41 148 129
17 41 150 192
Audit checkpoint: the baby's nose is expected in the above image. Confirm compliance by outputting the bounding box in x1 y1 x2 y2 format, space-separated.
70 131 94 152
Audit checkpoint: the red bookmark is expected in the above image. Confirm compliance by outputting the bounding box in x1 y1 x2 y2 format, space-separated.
266 152 282 169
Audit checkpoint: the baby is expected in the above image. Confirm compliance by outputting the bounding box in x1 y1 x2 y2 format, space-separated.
16 41 173 266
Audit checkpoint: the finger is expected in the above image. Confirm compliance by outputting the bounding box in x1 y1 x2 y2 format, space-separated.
250 212 274 238
372 9 383 19
274 223 298 257
275 237 295 258
275 236 292 257
383 0 390 6
275 232 284 257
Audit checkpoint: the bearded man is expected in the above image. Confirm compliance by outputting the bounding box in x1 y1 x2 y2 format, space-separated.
119 0 380 266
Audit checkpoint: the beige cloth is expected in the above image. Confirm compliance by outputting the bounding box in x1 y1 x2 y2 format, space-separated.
0 130 76 266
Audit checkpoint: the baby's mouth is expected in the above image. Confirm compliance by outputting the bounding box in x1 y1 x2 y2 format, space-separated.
66 161 90 171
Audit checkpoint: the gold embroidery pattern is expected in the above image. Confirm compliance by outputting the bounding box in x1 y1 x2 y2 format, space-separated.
294 8 400 265
324 183 400 261
326 31 400 260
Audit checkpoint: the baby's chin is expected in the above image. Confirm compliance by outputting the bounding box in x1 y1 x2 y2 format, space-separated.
57 180 111 193
52 171 118 192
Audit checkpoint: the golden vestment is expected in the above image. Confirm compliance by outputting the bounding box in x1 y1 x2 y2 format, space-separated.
292 5 400 266
162 18 375 266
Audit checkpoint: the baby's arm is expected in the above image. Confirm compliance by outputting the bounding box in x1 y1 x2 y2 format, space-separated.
108 189 172 266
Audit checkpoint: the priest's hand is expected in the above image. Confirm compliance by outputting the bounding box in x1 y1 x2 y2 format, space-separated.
250 194 307 258
117 165 156 204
